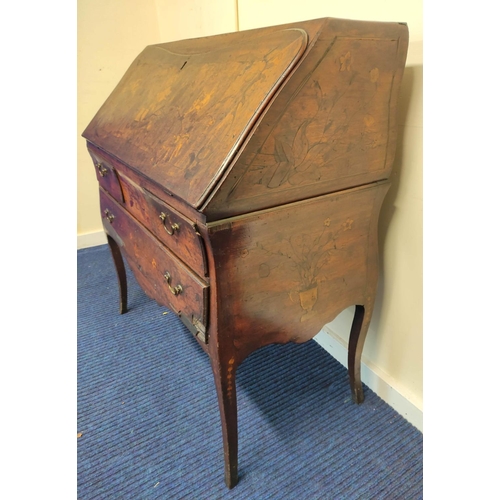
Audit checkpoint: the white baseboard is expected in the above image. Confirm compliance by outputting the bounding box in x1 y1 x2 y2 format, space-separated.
77 230 107 249
314 326 423 432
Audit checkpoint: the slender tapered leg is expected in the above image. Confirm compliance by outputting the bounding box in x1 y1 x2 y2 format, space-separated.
347 305 374 404
106 235 128 314
211 355 239 488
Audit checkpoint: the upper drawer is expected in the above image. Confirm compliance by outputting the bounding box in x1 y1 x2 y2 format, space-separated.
87 147 124 203
119 174 208 277
100 188 208 329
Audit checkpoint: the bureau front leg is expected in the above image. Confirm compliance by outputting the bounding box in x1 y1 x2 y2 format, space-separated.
106 235 128 314
347 304 374 404
210 353 239 489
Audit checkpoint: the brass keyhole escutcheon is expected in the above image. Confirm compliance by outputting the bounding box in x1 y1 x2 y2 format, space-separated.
159 212 180 235
104 209 114 223
96 163 108 177
163 271 183 295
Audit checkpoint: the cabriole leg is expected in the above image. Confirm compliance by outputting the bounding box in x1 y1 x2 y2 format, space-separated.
106 235 128 314
347 304 373 404
211 355 239 488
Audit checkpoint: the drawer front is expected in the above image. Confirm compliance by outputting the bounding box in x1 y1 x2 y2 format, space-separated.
118 174 208 277
88 147 125 203
100 188 208 328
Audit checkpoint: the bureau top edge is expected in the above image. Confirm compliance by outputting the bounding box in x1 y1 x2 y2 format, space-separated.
82 17 409 218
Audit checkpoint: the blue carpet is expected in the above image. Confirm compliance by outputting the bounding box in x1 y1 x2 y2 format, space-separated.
78 244 423 499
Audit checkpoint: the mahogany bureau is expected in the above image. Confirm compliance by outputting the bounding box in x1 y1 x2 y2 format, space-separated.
82 17 409 488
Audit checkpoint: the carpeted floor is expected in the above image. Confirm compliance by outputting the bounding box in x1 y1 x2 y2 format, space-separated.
78 244 423 499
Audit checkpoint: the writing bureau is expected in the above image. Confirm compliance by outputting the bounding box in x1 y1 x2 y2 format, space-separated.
82 17 409 488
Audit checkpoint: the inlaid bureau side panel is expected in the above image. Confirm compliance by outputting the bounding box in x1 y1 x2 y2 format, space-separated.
208 181 389 363
100 189 209 327
203 20 408 220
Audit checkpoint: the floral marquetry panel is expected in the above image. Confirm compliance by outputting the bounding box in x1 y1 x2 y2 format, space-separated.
208 181 389 362
203 20 408 220
83 28 308 208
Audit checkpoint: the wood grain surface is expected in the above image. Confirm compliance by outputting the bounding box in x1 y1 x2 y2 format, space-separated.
83 28 308 207
207 181 389 364
204 20 408 219
100 189 209 328
84 17 409 489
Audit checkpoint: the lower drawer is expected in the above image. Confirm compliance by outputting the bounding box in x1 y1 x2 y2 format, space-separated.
99 188 209 332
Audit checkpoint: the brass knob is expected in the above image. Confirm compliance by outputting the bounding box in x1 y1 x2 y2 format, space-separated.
96 163 108 177
159 212 180 235
163 271 183 295
104 209 114 223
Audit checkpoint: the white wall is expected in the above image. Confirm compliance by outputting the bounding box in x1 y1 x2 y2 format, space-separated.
238 1 421 37
154 0 237 41
77 0 162 239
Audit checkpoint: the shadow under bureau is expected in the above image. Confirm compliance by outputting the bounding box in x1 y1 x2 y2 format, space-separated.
82 17 409 488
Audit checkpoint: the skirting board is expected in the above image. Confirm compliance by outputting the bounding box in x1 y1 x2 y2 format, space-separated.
314 326 423 432
78 230 107 250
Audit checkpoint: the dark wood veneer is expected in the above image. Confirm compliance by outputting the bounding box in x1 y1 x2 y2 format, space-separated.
83 17 409 489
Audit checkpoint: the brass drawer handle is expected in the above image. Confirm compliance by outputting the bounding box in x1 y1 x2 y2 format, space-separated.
96 163 108 177
159 212 180 235
104 209 114 223
163 271 183 295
